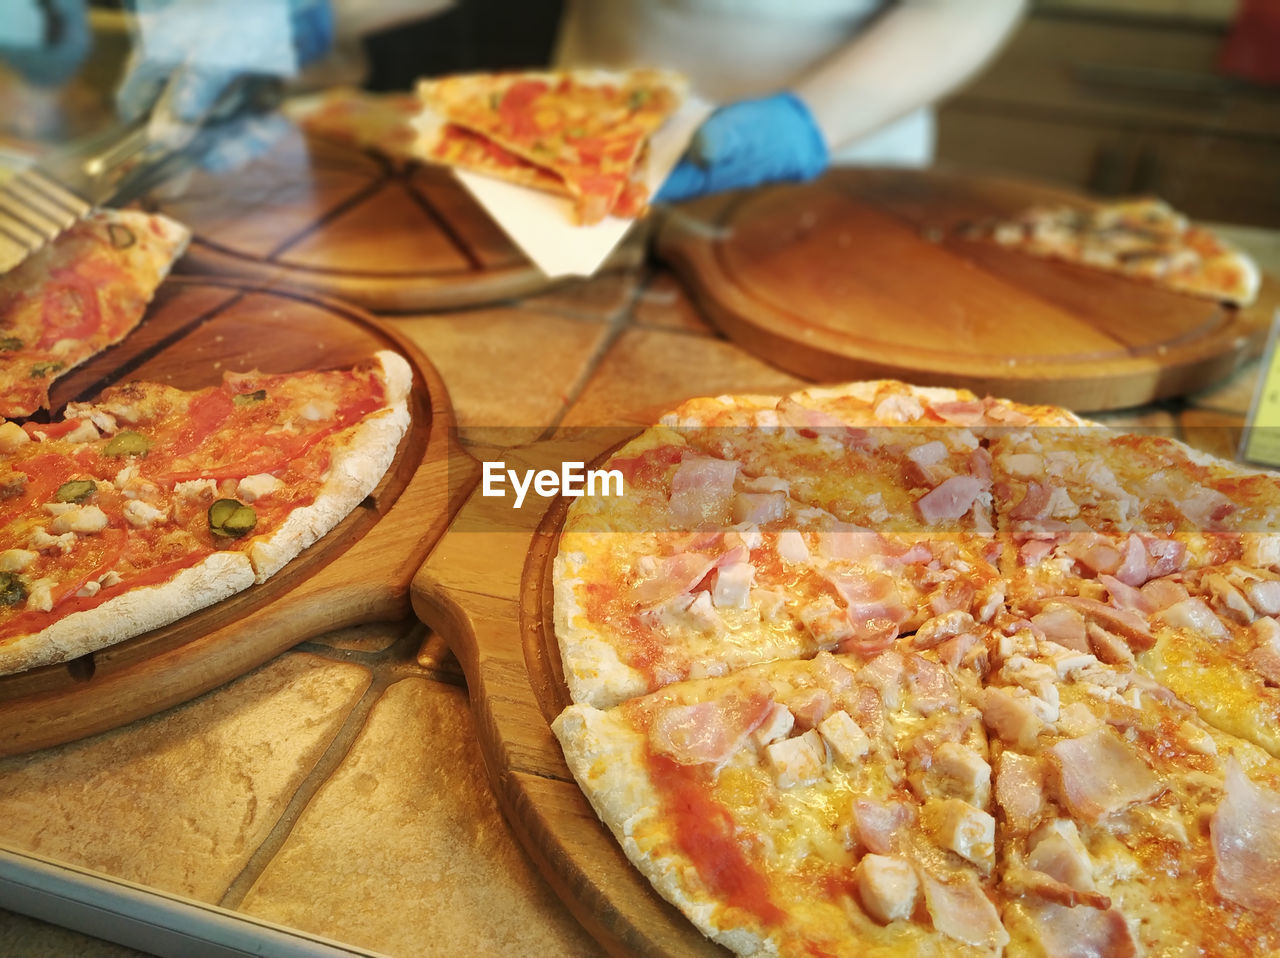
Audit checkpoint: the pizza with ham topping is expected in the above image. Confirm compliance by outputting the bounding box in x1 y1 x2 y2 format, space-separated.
968 197 1261 306
550 379 1280 957
0 351 411 675
0 209 189 419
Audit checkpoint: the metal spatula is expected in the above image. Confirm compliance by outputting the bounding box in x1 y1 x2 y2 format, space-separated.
0 69 277 274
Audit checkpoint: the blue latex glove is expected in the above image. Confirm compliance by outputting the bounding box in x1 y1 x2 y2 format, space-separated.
0 0 91 87
117 0 333 123
656 92 829 203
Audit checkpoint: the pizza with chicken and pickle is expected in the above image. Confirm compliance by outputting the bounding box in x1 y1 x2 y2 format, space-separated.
0 351 411 675
551 379 1280 957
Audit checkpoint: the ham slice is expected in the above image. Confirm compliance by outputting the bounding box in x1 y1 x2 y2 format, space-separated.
1011 482 1052 521
629 546 746 607
1052 596 1155 651
1112 534 1151 587
995 751 1046 834
930 399 987 425
1031 604 1089 653
916 475 985 524
1142 536 1186 577
1019 901 1137 958
853 799 916 855
1048 728 1163 822
919 869 1010 950
1211 757 1280 913
668 456 739 527
648 683 774 766
823 570 911 655
777 397 870 446
1152 597 1230 642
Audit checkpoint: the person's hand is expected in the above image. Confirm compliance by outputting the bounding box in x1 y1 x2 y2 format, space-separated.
656 92 829 203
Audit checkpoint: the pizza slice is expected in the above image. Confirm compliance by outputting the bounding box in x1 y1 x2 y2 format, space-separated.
977 622 1280 955
991 423 1280 612
418 69 684 224
554 648 1010 957
291 87 424 162
0 209 190 419
969 197 1261 306
0 351 411 675
556 425 1005 708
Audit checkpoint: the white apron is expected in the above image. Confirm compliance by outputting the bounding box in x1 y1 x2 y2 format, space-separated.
553 0 933 166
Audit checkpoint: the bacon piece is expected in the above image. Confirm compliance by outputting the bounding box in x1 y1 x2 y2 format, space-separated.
846 683 885 740
936 631 981 670
1062 535 1123 576
926 578 976 618
1247 617 1280 685
1011 481 1051 521
1142 536 1187 577
983 397 1034 425
648 683 774 766
995 751 1046 833
856 651 905 710
731 491 786 525
1176 483 1235 529
815 523 884 561
904 653 957 715
917 475 985 523
1002 863 1111 910
1244 578 1280 616
1203 572 1255 624
1152 597 1230 642
1028 819 1096 897
930 399 986 425
1031 604 1089 653
980 686 1044 750
853 798 916 855
628 546 746 606
913 610 976 649
1212 758 1280 913
789 687 834 730
1051 595 1155 651
668 456 739 527
1139 577 1189 612
824 570 911 655
1019 901 1137 958
777 397 870 446
919 868 1010 950
1048 728 1162 822
1112 534 1151 587
1086 622 1134 665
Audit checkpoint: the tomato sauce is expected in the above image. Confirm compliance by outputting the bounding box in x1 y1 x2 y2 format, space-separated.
647 753 787 927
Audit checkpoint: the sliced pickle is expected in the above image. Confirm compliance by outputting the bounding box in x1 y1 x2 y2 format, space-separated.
104 430 152 457
54 479 97 503
208 498 257 538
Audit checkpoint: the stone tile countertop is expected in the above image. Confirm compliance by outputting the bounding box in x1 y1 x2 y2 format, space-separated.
0 218 1277 958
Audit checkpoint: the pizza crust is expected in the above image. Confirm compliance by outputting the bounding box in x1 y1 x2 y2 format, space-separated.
247 350 412 583
552 703 775 958
0 551 254 675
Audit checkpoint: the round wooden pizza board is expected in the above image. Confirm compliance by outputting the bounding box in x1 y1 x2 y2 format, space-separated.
655 167 1280 412
142 124 557 312
0 276 479 758
411 435 724 958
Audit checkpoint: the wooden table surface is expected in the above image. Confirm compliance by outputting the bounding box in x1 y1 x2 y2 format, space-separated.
0 204 1275 958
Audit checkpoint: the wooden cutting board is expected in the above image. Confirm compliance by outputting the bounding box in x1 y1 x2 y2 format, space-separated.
143 126 556 311
411 436 723 958
0 277 478 758
656 167 1279 411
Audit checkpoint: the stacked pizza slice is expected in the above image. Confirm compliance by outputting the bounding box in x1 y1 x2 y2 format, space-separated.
416 69 685 225
552 380 1280 956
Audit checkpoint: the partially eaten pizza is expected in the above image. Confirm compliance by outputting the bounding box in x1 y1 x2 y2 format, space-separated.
967 197 1261 306
551 380 1280 956
416 69 684 225
0 351 411 675
0 209 190 419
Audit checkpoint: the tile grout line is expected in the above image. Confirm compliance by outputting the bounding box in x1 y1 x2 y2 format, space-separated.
538 268 654 441
215 628 430 911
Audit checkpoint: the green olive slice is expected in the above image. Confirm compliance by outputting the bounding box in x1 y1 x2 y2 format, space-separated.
104 430 152 457
54 479 97 503
208 498 257 538
0 571 26 606
232 389 267 407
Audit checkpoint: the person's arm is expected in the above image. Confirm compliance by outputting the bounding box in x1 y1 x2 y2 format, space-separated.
658 0 1026 202
795 0 1026 154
